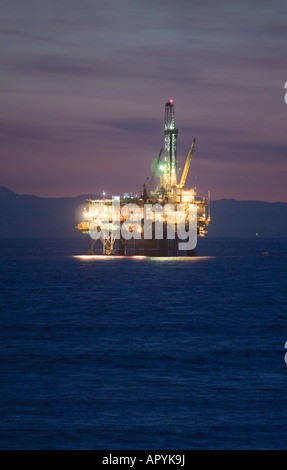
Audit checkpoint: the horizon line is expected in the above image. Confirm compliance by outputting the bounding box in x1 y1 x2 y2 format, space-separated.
0 186 286 205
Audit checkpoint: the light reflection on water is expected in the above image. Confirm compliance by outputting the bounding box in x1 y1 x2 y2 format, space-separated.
73 255 215 261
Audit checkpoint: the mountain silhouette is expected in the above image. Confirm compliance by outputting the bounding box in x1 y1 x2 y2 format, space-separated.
0 187 286 238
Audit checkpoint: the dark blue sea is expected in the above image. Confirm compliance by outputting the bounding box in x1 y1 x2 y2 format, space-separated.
0 237 286 450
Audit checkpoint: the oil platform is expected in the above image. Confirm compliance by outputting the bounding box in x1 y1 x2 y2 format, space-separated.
76 100 211 256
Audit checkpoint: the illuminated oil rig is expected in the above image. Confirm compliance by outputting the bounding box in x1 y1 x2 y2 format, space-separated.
76 100 211 256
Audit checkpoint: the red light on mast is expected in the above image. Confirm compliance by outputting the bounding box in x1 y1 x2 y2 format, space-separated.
169 99 173 104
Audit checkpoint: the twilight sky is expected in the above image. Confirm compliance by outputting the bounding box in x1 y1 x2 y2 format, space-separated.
1 0 287 201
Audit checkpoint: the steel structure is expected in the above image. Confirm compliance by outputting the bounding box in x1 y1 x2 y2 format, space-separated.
76 100 211 256
163 99 178 187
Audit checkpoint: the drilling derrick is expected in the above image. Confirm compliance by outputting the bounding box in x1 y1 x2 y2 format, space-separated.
163 99 178 188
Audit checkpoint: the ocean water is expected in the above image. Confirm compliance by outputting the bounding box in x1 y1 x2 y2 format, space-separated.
0 237 286 450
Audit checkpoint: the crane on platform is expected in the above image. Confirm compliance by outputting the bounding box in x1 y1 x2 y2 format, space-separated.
147 148 163 196
178 138 196 188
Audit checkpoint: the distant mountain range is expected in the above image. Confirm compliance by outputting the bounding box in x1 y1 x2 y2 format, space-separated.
0 186 286 238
